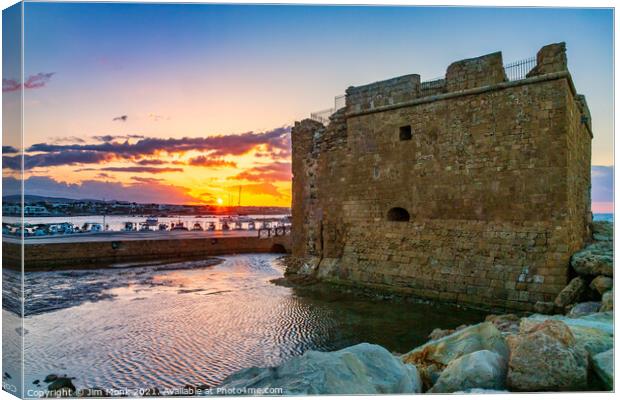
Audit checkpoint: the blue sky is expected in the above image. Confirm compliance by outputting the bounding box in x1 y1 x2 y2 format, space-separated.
2 3 614 208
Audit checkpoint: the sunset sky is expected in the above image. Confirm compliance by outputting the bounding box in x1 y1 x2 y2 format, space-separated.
2 3 614 211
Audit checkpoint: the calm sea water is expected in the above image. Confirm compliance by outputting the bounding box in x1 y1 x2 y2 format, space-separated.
3 254 485 394
594 213 613 222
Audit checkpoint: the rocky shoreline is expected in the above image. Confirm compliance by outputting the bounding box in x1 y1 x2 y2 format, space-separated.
36 222 614 395
215 311 612 395
219 221 613 394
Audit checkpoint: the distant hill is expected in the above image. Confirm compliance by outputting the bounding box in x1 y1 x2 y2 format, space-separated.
2 194 100 203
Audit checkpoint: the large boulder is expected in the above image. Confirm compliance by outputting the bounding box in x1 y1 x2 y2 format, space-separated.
506 320 588 391
571 242 613 277
484 314 520 335
428 350 507 393
524 312 613 335
427 324 467 341
590 276 613 296
554 277 586 308
592 221 613 242
219 343 422 395
402 322 509 366
521 312 613 357
402 322 508 390
567 301 600 318
592 348 613 391
600 290 613 312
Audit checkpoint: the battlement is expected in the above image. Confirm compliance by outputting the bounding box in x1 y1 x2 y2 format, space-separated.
345 74 421 113
318 43 574 120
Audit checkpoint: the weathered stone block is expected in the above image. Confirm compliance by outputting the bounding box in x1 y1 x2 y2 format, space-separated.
553 277 586 308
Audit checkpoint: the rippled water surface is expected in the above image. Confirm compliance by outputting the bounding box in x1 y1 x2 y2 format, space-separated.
7 254 487 393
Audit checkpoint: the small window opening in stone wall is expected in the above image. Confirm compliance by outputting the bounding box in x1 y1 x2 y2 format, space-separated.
399 125 412 141
387 207 410 222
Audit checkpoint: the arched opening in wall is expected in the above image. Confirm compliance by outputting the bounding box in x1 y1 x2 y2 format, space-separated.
270 244 287 253
399 125 412 141
387 207 410 222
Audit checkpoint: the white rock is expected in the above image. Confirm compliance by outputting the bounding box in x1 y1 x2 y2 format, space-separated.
428 350 507 393
219 343 422 395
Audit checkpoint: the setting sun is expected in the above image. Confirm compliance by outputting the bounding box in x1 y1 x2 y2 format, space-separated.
216 198 223 205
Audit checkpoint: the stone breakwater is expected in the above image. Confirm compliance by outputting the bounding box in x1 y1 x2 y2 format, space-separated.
2 234 291 270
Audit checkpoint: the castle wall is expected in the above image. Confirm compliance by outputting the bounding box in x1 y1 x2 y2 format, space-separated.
291 43 592 311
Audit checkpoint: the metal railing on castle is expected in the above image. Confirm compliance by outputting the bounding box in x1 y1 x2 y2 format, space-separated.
504 56 536 81
420 77 446 96
310 94 346 124
309 56 538 121
310 108 335 124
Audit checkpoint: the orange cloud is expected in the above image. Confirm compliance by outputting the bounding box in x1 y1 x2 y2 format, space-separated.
229 162 291 182
186 155 237 168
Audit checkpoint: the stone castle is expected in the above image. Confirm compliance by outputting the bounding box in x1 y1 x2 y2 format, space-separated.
291 43 592 311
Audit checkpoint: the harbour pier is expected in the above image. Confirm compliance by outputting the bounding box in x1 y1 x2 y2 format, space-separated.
2 230 291 271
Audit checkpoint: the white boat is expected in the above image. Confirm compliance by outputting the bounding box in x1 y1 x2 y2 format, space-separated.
247 221 256 230
221 222 230 231
191 222 204 231
81 222 103 233
56 223 76 234
139 223 152 231
158 223 168 231
207 222 216 231
145 216 159 226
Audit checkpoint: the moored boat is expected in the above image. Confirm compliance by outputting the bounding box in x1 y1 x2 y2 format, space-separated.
171 221 189 231
139 223 152 231
146 216 159 226
81 222 103 233
122 222 137 232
